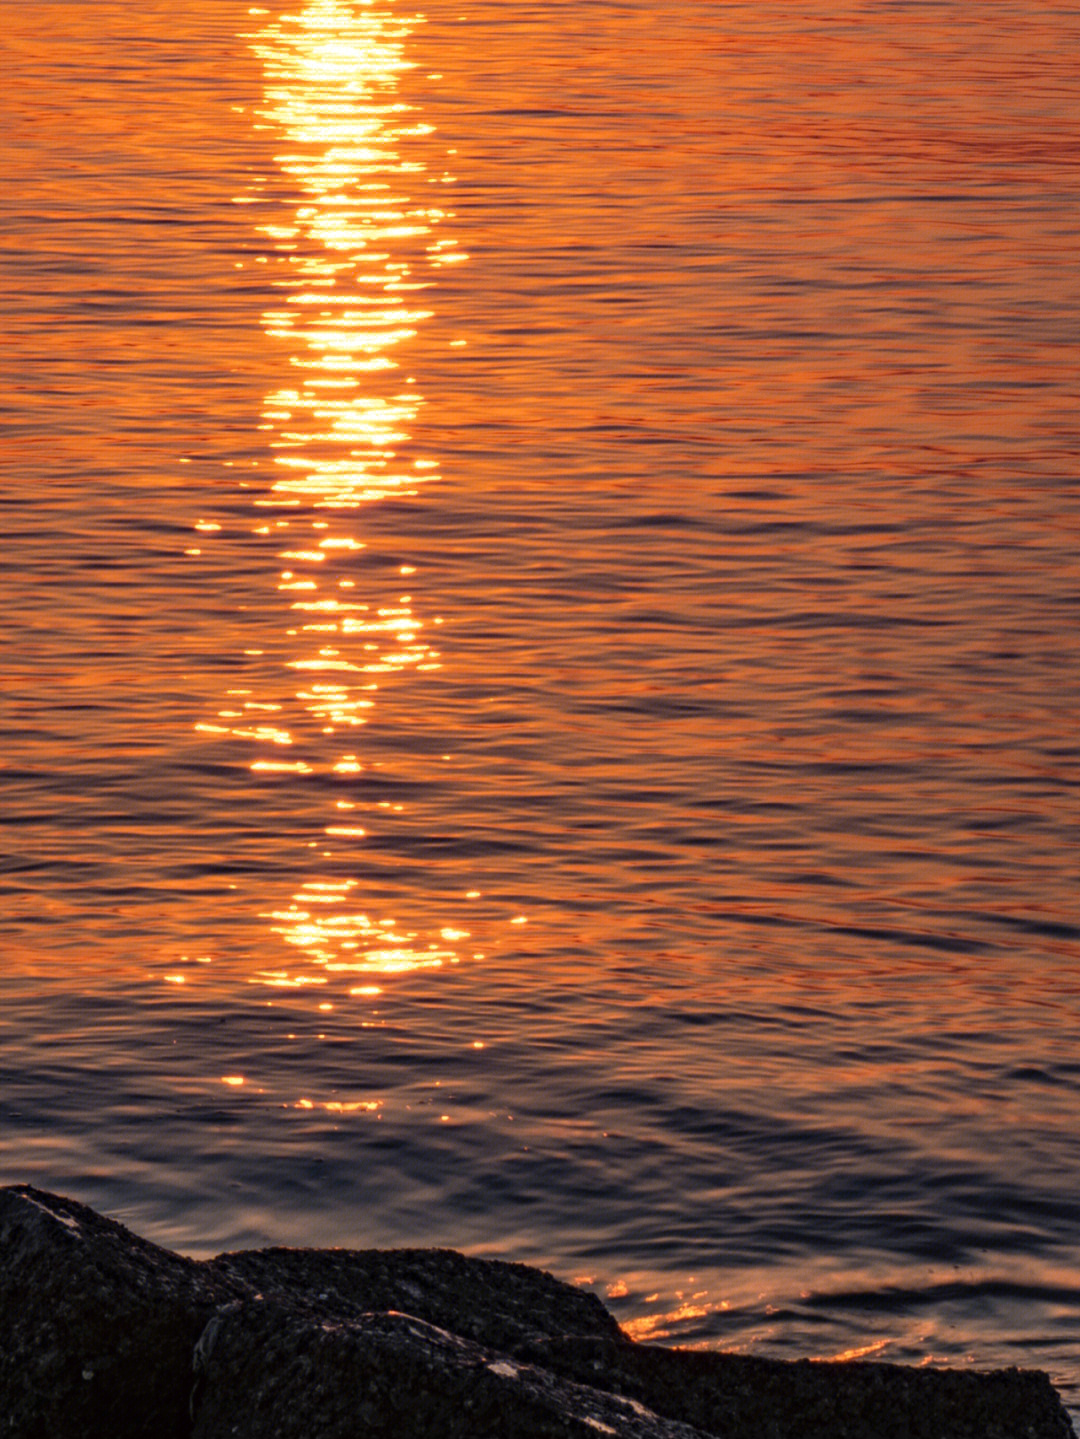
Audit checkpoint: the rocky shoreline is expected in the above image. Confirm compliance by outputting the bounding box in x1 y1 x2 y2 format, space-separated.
1 1185 1074 1438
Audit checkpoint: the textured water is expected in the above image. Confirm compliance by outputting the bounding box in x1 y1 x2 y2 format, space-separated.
3 0 1080 1417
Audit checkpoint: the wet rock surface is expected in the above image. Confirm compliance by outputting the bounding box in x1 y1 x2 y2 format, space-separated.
517 1334 1077 1439
188 1299 709 1439
0 1185 245 1439
2 1185 1075 1439
205 1242 624 1357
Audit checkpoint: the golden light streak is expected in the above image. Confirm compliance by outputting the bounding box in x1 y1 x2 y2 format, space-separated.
191 0 474 992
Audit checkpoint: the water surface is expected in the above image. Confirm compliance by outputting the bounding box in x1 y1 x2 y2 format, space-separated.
3 0 1079 1417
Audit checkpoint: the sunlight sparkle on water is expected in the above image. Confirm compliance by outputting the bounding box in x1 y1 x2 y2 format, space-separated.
193 0 472 994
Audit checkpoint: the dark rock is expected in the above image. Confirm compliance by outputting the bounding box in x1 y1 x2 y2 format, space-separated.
519 1335 1078 1439
0 1184 245 1439
1 1185 1075 1439
188 1299 711 1439
205 1243 623 1354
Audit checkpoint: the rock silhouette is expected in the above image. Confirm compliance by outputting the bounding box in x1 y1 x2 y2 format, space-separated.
1 1185 1074 1439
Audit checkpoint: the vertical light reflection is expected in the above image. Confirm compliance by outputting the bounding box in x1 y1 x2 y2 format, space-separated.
250 0 453 511
202 0 469 989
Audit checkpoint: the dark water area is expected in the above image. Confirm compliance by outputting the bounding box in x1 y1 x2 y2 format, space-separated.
3 0 1079 1417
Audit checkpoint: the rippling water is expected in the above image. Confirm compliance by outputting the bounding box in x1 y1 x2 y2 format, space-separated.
3 0 1079 1417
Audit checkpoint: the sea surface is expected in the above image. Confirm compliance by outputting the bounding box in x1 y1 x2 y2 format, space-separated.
3 0 1080 1418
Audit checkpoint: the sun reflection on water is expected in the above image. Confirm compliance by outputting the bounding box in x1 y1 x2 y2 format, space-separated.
249 0 454 513
199 0 470 995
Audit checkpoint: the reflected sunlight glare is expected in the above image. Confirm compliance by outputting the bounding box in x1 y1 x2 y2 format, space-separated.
198 0 469 991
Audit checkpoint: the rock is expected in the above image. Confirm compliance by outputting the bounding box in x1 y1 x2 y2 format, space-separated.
188 1299 712 1439
517 1335 1078 1439
205 1243 624 1355
0 1185 245 1439
1 1184 1075 1439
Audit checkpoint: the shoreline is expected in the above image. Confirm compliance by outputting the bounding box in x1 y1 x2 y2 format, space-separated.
2 1184 1074 1439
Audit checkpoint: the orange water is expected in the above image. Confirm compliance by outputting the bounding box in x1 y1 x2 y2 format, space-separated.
3 0 1079 1412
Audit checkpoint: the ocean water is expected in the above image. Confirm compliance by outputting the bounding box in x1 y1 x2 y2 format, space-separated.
3 0 1080 1418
